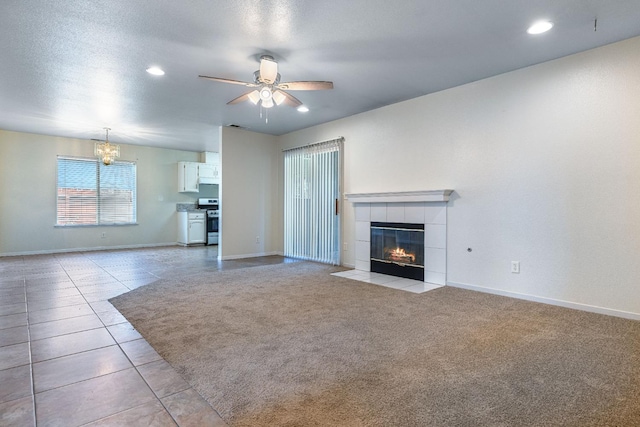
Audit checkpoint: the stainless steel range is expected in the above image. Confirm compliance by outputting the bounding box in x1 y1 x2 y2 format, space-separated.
197 198 219 245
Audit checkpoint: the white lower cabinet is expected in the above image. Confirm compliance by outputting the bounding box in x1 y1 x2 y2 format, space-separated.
177 211 206 245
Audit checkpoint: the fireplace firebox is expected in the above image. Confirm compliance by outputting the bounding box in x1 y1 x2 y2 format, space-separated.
370 222 425 281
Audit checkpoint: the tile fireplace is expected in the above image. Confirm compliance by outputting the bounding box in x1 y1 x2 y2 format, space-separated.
345 190 453 286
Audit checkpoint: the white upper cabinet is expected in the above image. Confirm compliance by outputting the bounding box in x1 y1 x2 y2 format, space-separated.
200 163 220 179
198 163 220 184
199 152 221 183
179 153 221 192
178 161 200 192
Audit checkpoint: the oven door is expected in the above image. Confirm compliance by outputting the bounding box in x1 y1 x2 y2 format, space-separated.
206 211 219 233
206 210 219 245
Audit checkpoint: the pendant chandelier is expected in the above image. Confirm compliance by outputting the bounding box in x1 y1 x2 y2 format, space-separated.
94 127 120 165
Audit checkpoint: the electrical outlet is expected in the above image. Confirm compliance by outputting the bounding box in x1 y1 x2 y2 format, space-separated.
256 236 260 244
344 242 348 251
511 261 520 274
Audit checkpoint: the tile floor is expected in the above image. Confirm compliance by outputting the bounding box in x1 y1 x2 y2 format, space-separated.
331 269 443 293
0 246 300 427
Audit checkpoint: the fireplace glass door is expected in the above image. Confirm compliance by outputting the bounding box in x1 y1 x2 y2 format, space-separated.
370 222 425 281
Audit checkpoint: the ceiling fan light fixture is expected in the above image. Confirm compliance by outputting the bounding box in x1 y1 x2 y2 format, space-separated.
260 87 272 101
247 90 261 105
272 90 286 105
527 20 553 35
262 97 274 108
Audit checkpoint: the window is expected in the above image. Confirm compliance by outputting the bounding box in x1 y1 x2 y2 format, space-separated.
56 156 137 226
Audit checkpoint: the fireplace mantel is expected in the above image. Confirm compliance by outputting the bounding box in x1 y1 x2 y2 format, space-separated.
345 190 454 204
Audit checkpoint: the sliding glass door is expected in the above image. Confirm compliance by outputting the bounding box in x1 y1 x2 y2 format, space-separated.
284 138 342 265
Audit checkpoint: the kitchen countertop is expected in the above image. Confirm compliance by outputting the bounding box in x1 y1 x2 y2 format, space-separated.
176 203 207 212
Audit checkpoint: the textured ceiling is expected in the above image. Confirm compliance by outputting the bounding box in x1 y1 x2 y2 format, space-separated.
1 0 640 152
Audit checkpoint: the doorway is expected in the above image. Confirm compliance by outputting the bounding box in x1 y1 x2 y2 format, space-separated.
283 138 342 264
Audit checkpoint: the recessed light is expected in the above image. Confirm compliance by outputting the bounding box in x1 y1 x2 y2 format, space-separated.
297 106 309 113
527 20 553 35
146 67 165 76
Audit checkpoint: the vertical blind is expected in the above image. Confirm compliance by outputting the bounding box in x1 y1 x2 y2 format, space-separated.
283 138 342 264
57 156 137 226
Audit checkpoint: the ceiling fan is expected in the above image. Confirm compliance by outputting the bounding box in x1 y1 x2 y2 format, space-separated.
198 55 333 109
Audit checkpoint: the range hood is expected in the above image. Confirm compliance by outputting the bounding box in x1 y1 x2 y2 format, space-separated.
198 177 218 185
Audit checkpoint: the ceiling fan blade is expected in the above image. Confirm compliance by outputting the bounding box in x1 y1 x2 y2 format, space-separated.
274 90 302 107
259 56 278 84
277 81 333 91
198 75 257 87
227 90 257 105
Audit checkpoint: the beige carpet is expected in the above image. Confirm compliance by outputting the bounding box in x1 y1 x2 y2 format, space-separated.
110 261 640 426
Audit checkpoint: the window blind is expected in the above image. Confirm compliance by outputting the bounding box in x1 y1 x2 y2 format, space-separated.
283 138 342 264
57 156 137 226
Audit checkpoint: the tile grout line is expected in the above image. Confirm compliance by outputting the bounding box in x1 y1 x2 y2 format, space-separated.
22 256 38 427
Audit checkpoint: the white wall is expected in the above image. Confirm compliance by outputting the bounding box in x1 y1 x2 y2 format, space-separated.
0 129 214 255
279 36 640 317
219 126 280 259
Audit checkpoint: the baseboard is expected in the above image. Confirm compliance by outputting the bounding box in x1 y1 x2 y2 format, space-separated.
0 242 178 257
220 251 280 261
447 281 640 321
342 263 355 269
